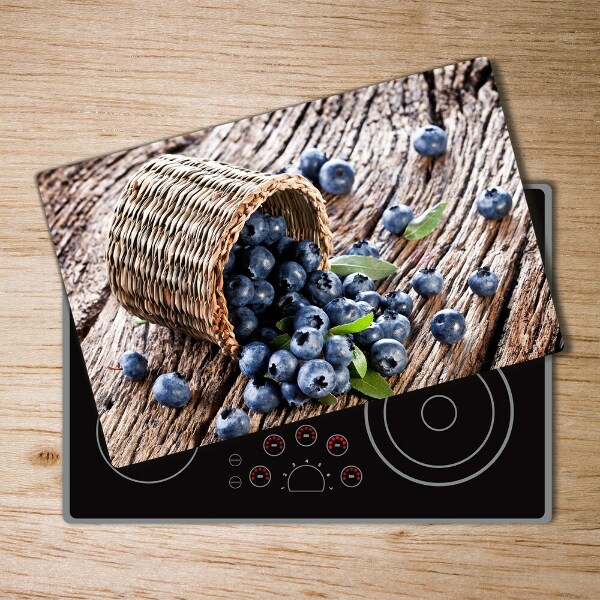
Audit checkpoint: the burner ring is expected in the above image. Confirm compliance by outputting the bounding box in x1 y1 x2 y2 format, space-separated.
420 395 458 432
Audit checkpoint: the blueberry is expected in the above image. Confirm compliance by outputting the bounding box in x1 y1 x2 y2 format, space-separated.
263 214 287 245
411 268 443 297
118 350 148 380
277 292 310 316
281 382 311 407
238 246 276 280
412 125 448 157
290 327 324 360
355 290 382 311
347 239 380 258
239 212 268 246
299 147 328 183
332 366 351 395
153 372 191 408
468 266 499 297
376 310 411 343
305 269 343 307
430 309 466 344
275 236 298 261
324 297 363 326
297 359 337 398
318 159 355 194
476 186 513 220
224 274 255 306
267 349 299 382
380 291 413 316
295 240 322 273
323 335 354 367
229 306 258 342
275 261 307 292
216 407 251 439
248 279 275 313
342 272 375 300
356 300 375 316
382 204 414 234
243 377 280 413
239 341 271 378
223 252 235 274
293 305 330 336
353 323 384 349
369 339 407 376
255 326 279 343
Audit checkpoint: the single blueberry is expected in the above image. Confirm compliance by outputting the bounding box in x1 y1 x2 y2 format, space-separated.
215 407 251 439
229 306 258 342
297 359 337 398
153 372 191 408
430 309 466 344
275 236 298 261
295 240 322 273
355 290 382 312
299 147 328 183
281 382 311 408
323 335 354 367
248 278 275 313
347 239 380 258
353 323 384 349
223 252 235 274
369 339 407 376
118 350 148 380
276 292 310 316
332 366 351 395
356 300 375 316
380 291 413 316
376 310 411 343
411 268 443 297
243 377 280 413
290 327 324 360
382 204 414 234
324 297 363 326
239 341 271 378
239 212 268 246
238 246 276 280
342 272 375 300
476 186 513 220
255 326 279 343
305 269 343 307
263 214 287 245
224 274 255 306
412 124 448 157
468 266 500 297
275 261 307 292
318 159 355 194
267 349 299 383
293 305 330 336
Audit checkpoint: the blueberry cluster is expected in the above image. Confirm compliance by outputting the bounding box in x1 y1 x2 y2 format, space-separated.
279 147 356 195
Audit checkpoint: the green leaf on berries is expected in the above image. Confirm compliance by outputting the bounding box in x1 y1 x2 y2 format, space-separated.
132 316 148 326
269 333 291 351
403 201 447 240
276 316 294 334
350 369 395 399
328 312 373 335
349 345 368 378
329 255 398 279
318 393 338 407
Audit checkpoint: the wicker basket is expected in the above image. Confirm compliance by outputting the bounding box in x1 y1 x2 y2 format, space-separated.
106 154 333 356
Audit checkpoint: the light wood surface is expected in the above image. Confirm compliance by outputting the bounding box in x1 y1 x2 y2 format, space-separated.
1 1 598 598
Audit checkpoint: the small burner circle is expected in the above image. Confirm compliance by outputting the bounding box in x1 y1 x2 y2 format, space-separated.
420 395 458 432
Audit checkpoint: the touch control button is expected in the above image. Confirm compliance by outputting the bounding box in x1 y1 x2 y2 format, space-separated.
327 434 348 456
229 476 242 489
229 453 242 467
296 424 317 447
341 465 362 487
249 465 271 487
263 434 285 456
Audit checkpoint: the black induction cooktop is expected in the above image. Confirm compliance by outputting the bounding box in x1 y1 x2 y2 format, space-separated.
64 184 554 522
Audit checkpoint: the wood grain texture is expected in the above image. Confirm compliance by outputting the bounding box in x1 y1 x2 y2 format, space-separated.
1 1 599 599
37 58 560 466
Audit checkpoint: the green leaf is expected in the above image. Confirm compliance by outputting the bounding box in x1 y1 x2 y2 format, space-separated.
403 201 447 240
350 369 395 399
318 393 338 406
269 333 291 350
276 316 294 334
329 312 373 335
132 316 148 326
349 345 368 378
329 255 397 280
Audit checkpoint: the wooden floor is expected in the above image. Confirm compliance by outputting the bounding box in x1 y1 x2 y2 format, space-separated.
1 1 599 598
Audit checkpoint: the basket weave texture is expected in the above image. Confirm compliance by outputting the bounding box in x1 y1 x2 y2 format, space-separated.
106 154 333 355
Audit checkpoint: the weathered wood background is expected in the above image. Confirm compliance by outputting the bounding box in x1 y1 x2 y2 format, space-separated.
38 57 560 467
